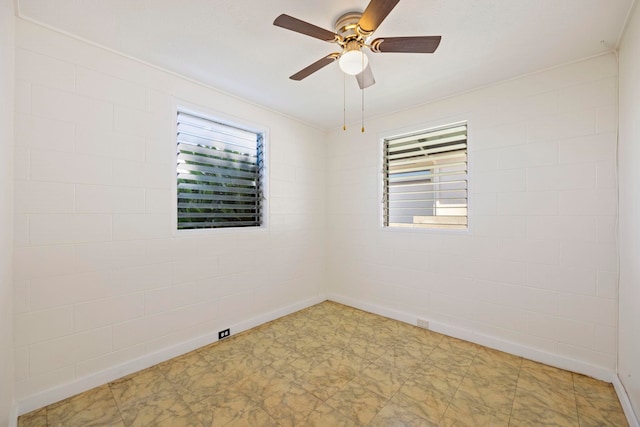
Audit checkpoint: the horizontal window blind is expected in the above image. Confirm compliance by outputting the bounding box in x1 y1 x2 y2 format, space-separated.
176 111 263 229
383 122 468 230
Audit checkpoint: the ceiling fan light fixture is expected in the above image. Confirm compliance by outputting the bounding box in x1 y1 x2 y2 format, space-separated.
339 47 368 75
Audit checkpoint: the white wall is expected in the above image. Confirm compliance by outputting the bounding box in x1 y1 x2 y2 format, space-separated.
618 1 640 418
0 0 15 425
326 53 619 378
13 19 326 409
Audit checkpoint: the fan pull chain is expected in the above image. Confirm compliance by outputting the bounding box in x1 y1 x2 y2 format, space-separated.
361 86 365 133
361 51 365 133
343 73 346 131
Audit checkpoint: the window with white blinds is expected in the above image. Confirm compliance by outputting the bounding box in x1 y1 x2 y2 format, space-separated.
176 110 264 230
383 122 468 230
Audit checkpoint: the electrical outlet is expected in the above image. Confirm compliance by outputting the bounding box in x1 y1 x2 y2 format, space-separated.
416 319 430 329
218 328 230 339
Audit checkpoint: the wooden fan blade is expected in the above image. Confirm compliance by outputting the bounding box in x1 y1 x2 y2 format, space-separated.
358 0 400 34
356 64 376 89
371 36 442 53
274 14 339 42
290 54 339 81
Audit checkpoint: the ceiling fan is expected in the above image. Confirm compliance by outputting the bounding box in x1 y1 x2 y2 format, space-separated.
273 0 442 89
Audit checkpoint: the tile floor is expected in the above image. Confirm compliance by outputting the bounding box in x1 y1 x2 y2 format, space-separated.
18 301 628 426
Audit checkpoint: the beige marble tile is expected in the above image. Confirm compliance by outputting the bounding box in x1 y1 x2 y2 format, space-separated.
342 335 390 361
454 375 517 416
438 335 480 357
511 388 579 425
353 359 413 399
287 349 332 374
211 352 269 380
474 346 522 370
228 405 280 427
352 324 397 346
518 366 577 405
136 411 203 427
520 359 574 391
468 347 521 388
261 382 323 426
175 369 236 405
392 383 451 424
294 362 352 401
288 333 335 354
262 341 304 371
186 389 256 427
401 364 464 402
306 403 361 426
198 338 249 365
157 351 234 405
235 365 292 402
328 327 357 345
157 350 214 381
466 359 520 386
109 366 174 408
325 380 390 425
253 321 297 341
371 390 445 426
439 396 510 427
573 373 620 402
17 407 47 427
47 385 123 427
117 388 200 427
318 347 371 377
377 345 423 372
428 347 474 376
405 336 445 360
576 394 629 427
509 414 578 427
400 336 440 360
271 359 309 384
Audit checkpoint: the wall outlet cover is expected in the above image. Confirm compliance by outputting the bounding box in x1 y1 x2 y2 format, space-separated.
416 319 430 329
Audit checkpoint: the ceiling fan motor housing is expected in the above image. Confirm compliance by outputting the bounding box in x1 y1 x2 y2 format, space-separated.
335 12 366 43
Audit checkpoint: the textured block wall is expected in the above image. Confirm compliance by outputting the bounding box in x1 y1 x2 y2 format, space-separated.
326 53 619 372
13 19 326 402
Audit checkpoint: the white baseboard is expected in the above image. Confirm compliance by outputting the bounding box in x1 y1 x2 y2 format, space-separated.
327 293 614 382
8 403 18 427
17 294 327 415
613 374 640 427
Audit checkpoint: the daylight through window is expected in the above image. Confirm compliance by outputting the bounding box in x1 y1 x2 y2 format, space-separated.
176 110 264 230
383 122 468 230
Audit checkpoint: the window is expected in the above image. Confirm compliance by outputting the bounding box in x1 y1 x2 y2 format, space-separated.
383 122 468 230
176 110 264 230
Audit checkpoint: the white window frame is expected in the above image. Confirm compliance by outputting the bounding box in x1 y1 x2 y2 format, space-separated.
378 117 470 233
172 102 269 234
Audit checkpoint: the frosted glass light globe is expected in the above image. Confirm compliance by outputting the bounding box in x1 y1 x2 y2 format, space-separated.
339 50 368 75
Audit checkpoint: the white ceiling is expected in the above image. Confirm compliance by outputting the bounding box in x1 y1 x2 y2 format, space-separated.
17 0 635 130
